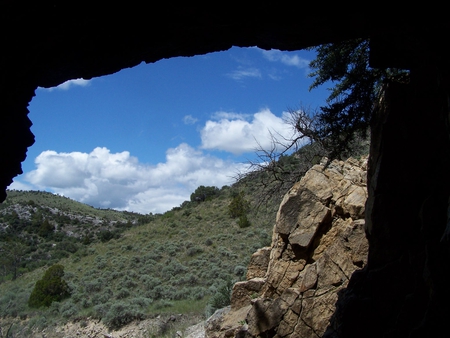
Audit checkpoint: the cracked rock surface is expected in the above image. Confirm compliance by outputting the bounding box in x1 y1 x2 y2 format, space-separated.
206 157 369 338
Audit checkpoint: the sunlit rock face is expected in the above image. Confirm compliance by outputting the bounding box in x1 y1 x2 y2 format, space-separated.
206 157 369 337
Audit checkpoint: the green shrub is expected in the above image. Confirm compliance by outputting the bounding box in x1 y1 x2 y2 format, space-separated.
228 191 250 219
119 275 138 289
116 287 131 299
98 230 115 242
189 287 206 300
205 279 233 317
59 300 79 318
28 264 71 308
190 185 220 202
0 289 28 318
27 315 49 331
94 302 110 318
140 275 161 289
234 265 247 278
83 277 105 293
92 289 112 305
103 301 146 329
38 219 54 238
58 240 78 253
129 296 152 307
186 246 203 257
237 214 251 228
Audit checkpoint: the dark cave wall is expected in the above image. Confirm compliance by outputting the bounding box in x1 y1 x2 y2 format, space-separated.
1 4 450 336
1 3 379 200
325 65 450 338
0 4 441 201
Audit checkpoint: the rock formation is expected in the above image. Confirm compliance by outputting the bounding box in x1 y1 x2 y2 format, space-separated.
206 156 369 337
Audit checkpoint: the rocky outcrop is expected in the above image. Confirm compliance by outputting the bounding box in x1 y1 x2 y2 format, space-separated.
206 157 369 338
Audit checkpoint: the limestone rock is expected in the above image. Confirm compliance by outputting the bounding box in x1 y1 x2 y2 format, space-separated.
246 247 271 280
206 157 369 338
231 278 266 310
205 307 231 336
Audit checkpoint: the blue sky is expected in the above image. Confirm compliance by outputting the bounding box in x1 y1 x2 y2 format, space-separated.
10 47 329 214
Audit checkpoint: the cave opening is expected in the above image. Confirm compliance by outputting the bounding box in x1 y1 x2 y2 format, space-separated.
10 47 326 215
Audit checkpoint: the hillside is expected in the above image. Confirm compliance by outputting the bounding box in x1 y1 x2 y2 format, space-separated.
0 181 281 337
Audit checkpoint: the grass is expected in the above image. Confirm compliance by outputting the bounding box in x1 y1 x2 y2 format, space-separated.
0 183 280 335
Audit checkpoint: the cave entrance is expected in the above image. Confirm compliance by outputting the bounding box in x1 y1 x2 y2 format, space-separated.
11 47 324 215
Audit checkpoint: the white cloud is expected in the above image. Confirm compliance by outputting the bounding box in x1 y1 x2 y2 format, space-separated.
8 180 34 191
24 146 246 214
262 50 310 69
44 78 91 91
212 111 250 120
226 67 262 80
200 109 298 155
183 115 198 125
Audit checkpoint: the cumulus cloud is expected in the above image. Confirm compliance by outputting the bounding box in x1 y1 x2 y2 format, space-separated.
226 67 262 80
200 109 298 155
45 78 91 91
262 50 310 69
24 146 247 214
8 180 34 191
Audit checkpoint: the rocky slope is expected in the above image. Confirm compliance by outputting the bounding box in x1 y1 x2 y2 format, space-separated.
206 156 369 337
20 314 204 338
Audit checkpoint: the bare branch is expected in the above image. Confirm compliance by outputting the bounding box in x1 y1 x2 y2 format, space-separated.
234 105 327 209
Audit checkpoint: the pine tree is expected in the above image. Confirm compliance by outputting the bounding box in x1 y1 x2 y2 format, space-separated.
307 38 409 158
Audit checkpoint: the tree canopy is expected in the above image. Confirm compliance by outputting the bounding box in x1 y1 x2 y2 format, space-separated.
239 38 409 206
28 264 71 308
190 185 220 202
307 38 409 158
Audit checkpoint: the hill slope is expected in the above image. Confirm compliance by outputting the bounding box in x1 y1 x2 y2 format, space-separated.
0 183 280 336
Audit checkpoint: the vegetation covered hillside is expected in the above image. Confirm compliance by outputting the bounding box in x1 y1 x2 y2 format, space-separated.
0 190 153 281
0 179 280 336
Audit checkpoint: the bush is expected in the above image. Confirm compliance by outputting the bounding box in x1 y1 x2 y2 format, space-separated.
59 300 79 318
104 301 146 329
237 214 251 228
116 287 130 299
234 265 247 278
186 246 203 257
190 185 220 202
98 230 116 242
82 277 99 293
94 302 110 318
38 219 54 238
58 240 78 253
228 191 250 219
205 279 233 317
28 264 71 308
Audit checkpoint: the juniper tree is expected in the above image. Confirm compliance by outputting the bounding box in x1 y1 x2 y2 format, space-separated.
239 39 409 206
28 264 71 308
307 38 409 159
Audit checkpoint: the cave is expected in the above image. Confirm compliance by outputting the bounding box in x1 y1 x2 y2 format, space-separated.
1 4 449 337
